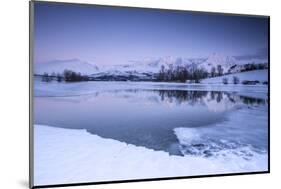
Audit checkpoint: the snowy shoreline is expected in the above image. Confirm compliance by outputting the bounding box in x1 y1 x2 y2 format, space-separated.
34 123 268 186
201 70 268 84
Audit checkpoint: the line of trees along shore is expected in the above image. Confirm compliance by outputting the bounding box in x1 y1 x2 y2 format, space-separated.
156 65 224 83
39 62 268 83
155 62 267 83
41 70 90 82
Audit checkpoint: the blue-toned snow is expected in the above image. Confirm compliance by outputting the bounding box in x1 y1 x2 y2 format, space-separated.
201 69 268 84
33 81 268 185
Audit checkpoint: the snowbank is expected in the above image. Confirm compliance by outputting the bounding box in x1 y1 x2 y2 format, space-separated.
34 124 268 186
201 70 268 84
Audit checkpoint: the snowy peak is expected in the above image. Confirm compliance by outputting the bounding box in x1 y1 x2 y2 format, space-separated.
126 56 194 72
206 53 236 65
34 59 99 75
187 58 207 65
158 56 180 66
198 53 236 73
153 56 193 67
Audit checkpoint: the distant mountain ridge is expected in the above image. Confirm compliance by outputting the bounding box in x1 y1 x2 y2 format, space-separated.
34 54 268 81
34 59 99 75
198 53 237 74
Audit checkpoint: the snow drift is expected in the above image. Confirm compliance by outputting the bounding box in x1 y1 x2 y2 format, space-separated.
34 124 268 186
201 70 268 84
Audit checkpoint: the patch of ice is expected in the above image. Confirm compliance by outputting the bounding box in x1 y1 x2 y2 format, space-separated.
173 107 268 166
173 128 201 144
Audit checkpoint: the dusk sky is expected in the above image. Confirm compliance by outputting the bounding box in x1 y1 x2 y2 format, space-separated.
34 2 268 65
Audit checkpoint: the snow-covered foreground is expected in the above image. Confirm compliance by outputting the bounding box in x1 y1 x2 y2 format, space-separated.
34 123 267 186
201 70 268 84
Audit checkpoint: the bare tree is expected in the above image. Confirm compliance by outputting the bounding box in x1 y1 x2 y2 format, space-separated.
233 76 240 84
222 77 228 84
211 67 216 77
57 73 63 82
42 72 51 82
217 65 223 76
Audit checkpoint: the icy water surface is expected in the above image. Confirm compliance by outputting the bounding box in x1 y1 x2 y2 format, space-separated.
34 82 268 158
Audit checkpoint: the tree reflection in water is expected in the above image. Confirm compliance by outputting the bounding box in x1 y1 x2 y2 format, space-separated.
153 89 267 106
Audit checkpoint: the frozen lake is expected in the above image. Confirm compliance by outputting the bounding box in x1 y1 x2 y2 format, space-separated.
34 81 268 157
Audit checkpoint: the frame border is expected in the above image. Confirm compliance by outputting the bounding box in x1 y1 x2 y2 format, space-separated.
29 1 34 188
29 1 270 188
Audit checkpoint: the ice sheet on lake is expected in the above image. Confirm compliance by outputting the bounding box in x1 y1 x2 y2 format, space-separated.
174 106 268 164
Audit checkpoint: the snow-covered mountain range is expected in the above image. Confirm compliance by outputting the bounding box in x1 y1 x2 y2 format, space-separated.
34 54 268 81
34 59 99 75
198 53 236 74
